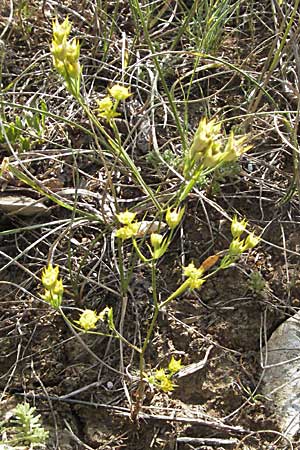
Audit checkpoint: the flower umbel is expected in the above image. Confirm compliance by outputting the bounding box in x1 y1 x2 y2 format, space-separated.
115 222 141 240
184 117 252 179
97 85 132 121
183 262 205 290
41 263 63 309
148 357 183 393
51 17 81 96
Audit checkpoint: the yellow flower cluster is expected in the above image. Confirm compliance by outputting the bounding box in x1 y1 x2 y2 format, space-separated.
229 215 260 257
148 356 184 393
41 264 64 309
115 211 140 240
51 17 81 96
183 262 205 289
115 206 185 242
115 207 185 260
75 306 112 331
97 84 132 120
184 117 252 178
220 216 260 269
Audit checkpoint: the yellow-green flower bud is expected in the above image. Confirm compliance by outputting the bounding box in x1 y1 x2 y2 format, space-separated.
149 233 168 260
66 61 81 78
165 206 185 229
52 17 71 44
150 233 163 250
76 309 99 331
42 264 59 290
52 58 66 76
41 289 62 309
108 84 132 101
229 237 244 256
66 39 80 63
231 215 248 238
222 131 252 163
243 232 260 250
52 278 64 296
51 40 67 61
189 117 221 160
201 141 223 168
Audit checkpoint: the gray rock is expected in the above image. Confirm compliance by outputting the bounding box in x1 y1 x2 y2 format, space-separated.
261 311 300 437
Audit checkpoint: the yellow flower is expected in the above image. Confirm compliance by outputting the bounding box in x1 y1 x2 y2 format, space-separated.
160 377 175 392
97 96 114 112
115 222 140 240
243 232 260 250
42 264 59 290
183 262 203 279
189 117 221 160
168 356 183 374
65 61 81 78
229 237 245 256
201 141 223 168
116 210 136 225
65 38 80 63
165 206 185 229
222 131 252 163
183 262 205 290
108 84 132 101
52 278 64 296
52 17 71 44
155 368 166 381
231 215 248 238
76 309 99 331
51 40 67 61
150 233 164 249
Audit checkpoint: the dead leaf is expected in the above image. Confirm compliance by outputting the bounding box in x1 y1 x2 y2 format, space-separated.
0 195 47 216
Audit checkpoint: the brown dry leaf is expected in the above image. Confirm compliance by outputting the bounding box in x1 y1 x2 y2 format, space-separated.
199 254 220 272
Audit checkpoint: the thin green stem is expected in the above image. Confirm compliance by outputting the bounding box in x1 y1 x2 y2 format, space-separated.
129 0 187 153
76 95 161 211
